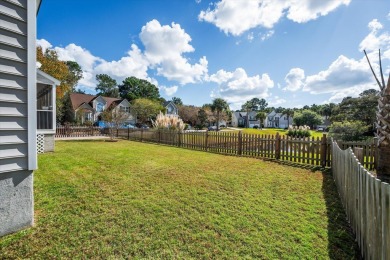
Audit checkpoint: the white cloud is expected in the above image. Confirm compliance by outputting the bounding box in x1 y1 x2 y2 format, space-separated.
35 19 209 90
95 44 150 81
209 68 274 105
304 55 374 94
359 19 390 55
36 39 52 53
140 19 208 85
260 30 274 41
199 0 350 36
247 32 254 42
283 68 305 91
268 96 286 106
387 11 390 20
160 85 178 96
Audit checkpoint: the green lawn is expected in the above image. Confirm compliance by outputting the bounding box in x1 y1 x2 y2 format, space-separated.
0 140 357 259
227 128 326 138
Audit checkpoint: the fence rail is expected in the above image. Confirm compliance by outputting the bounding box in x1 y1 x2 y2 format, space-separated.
332 141 390 259
56 127 377 169
114 128 377 169
56 126 107 138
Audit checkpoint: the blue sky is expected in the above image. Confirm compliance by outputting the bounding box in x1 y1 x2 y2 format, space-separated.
37 0 390 110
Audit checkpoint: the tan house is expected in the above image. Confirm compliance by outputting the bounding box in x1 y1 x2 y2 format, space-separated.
69 93 136 125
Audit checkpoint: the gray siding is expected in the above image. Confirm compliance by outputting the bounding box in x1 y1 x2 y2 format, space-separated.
0 0 34 237
0 0 28 173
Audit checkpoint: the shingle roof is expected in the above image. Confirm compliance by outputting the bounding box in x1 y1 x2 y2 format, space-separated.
70 93 122 110
70 93 96 110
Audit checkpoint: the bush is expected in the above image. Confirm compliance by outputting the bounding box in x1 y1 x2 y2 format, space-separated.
253 125 259 129
328 121 369 141
219 125 226 128
286 125 311 138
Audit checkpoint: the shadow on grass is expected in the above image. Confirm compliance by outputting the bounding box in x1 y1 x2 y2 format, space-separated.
270 160 360 259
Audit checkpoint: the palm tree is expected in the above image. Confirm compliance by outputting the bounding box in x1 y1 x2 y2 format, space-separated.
211 98 229 131
364 50 390 182
283 108 294 127
256 111 267 129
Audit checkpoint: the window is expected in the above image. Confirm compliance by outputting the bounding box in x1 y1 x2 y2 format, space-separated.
120 106 130 112
96 102 104 112
37 85 53 130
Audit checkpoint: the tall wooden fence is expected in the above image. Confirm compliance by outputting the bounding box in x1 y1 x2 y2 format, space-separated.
332 141 390 259
115 128 377 169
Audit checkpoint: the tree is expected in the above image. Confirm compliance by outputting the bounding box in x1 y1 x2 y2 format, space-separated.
178 105 199 126
293 110 322 129
197 109 208 128
37 46 70 98
172 97 183 106
96 74 119 98
211 98 229 131
101 108 129 140
37 46 83 123
329 121 369 141
65 61 83 91
256 111 267 129
118 76 160 102
131 98 163 125
283 108 294 127
241 101 252 128
364 49 390 182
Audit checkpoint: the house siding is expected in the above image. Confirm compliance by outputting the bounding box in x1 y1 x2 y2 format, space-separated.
0 0 35 236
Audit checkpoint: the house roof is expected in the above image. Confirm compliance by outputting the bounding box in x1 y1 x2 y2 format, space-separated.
70 93 123 111
37 69 61 85
70 93 96 110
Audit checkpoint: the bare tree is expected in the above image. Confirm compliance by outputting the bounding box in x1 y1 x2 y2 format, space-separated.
101 108 129 140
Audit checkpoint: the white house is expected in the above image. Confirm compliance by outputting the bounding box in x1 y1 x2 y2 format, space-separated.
265 110 293 129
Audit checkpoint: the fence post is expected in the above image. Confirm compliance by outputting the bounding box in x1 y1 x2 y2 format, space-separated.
158 129 161 143
127 127 130 140
205 130 209 151
178 131 182 147
238 131 242 156
141 129 143 142
374 137 378 170
353 147 364 164
116 128 119 138
321 134 327 167
275 132 281 160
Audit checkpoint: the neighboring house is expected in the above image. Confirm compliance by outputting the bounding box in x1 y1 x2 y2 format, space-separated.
232 110 293 129
69 93 136 125
164 101 178 116
265 110 293 128
0 0 41 236
232 111 260 128
37 69 60 152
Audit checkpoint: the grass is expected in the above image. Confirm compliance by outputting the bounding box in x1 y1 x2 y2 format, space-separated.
227 128 326 138
0 140 357 259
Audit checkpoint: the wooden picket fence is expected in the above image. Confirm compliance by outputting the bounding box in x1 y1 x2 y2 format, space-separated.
115 128 377 168
56 126 107 138
332 141 390 259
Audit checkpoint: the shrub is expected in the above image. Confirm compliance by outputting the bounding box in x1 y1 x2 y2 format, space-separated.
286 125 311 138
153 112 185 131
253 125 259 129
328 121 369 141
